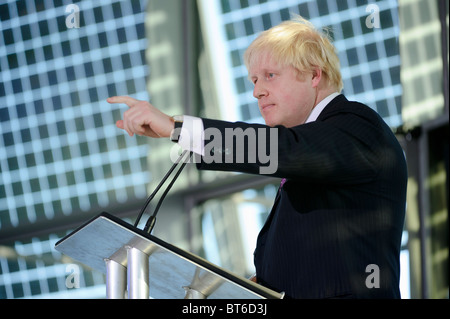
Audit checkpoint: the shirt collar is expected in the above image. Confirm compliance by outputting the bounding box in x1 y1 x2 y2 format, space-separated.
305 92 340 123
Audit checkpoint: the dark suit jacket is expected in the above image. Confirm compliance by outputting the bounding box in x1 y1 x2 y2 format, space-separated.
197 94 407 298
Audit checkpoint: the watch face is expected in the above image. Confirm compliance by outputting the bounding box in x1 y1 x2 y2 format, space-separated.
171 123 182 142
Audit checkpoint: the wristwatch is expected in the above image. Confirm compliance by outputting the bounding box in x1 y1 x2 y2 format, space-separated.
170 115 183 142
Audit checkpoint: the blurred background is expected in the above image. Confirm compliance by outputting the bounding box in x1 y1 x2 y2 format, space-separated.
0 0 448 299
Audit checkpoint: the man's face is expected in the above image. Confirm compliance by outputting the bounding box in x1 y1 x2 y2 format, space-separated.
249 52 318 128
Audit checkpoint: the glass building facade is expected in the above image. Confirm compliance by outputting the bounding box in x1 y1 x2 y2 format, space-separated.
1 0 149 298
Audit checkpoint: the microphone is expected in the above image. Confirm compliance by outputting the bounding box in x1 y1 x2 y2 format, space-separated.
133 150 192 234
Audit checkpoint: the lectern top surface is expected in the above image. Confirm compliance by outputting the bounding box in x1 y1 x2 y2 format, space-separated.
55 212 283 299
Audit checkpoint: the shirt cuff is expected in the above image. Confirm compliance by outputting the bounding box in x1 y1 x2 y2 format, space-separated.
178 115 204 156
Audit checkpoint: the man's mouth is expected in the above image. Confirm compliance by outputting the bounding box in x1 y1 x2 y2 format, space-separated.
260 103 275 111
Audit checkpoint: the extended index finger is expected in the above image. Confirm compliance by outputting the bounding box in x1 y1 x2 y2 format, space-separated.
107 96 139 107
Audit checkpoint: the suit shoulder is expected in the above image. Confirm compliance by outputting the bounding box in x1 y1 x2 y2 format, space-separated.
321 95 384 124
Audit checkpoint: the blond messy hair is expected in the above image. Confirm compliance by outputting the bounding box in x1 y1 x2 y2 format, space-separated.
244 15 343 92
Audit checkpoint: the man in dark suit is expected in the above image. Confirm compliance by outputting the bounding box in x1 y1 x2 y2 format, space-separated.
108 16 407 298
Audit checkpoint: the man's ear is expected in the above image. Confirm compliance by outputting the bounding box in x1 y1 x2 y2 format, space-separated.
311 67 322 88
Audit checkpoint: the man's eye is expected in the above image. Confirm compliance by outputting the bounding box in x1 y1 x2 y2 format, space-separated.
268 73 275 78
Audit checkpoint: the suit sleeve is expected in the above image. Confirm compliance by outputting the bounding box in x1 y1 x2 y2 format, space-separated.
195 112 383 186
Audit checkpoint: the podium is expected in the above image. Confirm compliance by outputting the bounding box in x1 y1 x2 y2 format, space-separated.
55 212 284 299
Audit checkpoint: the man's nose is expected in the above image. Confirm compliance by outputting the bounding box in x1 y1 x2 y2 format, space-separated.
253 83 268 99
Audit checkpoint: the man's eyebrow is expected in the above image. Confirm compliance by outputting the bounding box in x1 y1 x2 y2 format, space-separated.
247 68 269 79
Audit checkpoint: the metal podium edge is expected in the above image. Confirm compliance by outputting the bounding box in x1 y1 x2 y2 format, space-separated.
54 212 284 299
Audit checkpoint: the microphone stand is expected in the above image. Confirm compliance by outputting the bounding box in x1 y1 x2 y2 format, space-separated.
133 150 192 234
